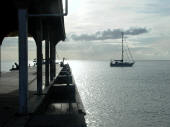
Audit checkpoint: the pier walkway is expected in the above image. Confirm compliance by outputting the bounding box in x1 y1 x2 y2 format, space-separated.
0 64 86 127
0 67 37 127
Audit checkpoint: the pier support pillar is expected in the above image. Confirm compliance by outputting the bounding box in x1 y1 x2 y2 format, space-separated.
54 45 56 77
50 42 52 81
37 42 43 94
0 45 1 77
50 42 55 81
45 39 49 86
18 9 28 114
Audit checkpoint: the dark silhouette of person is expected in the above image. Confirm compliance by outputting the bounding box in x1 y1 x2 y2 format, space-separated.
14 62 19 69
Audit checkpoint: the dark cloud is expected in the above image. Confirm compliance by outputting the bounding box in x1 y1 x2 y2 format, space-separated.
70 27 149 41
124 28 148 35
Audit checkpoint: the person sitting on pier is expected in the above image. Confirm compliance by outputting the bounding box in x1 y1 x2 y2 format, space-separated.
10 62 19 71
14 62 19 69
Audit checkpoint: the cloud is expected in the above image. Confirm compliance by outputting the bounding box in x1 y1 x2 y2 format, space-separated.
70 27 149 41
124 27 148 35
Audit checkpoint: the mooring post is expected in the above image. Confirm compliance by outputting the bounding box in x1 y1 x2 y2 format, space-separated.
45 39 49 86
37 42 43 94
18 9 28 114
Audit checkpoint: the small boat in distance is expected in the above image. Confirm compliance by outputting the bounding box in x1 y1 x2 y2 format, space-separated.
110 32 135 67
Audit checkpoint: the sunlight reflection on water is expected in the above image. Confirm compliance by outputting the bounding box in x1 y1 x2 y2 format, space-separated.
68 60 170 127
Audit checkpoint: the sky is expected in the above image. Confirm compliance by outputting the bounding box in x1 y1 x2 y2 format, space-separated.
57 0 170 60
1 0 170 61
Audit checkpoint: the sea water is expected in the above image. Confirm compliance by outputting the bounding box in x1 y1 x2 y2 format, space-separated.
1 60 170 127
69 60 170 127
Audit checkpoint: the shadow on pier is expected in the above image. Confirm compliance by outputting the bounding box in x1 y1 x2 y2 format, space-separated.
0 64 86 127
26 64 86 127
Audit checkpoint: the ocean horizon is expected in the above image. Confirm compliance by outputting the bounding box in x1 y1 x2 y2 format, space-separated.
1 59 170 72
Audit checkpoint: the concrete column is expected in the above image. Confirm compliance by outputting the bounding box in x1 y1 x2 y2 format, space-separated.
18 9 28 114
0 45 1 77
50 43 56 81
45 39 49 86
54 45 56 77
37 42 43 94
50 42 54 81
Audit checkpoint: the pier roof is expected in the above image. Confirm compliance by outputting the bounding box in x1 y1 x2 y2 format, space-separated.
0 0 66 45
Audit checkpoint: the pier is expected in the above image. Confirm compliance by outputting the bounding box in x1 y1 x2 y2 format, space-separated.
0 0 86 127
0 64 86 127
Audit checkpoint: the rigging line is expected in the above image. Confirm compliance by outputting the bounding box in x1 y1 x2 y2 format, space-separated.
124 37 131 62
126 49 131 61
125 42 131 61
124 46 130 62
128 46 134 61
126 41 135 62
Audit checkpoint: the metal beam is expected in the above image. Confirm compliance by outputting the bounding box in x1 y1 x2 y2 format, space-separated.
50 42 53 81
54 46 56 77
36 19 43 95
29 0 68 17
18 9 28 114
29 13 67 17
37 42 43 95
50 42 56 81
45 39 49 86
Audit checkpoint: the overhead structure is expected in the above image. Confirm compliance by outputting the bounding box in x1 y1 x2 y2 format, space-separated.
0 0 67 114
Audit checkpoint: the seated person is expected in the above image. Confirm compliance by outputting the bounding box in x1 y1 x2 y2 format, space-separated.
14 62 19 69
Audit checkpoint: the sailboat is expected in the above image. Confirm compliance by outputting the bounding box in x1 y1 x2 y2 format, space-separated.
110 32 135 67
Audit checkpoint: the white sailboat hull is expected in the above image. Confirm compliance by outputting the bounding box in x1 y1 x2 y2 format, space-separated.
110 61 135 67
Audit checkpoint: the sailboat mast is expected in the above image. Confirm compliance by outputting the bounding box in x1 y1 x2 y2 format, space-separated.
121 32 124 62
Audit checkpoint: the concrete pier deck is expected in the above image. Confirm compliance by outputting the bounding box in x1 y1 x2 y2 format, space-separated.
0 67 37 127
0 64 86 127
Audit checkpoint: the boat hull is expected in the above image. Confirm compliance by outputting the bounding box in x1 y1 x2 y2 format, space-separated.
110 62 134 67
